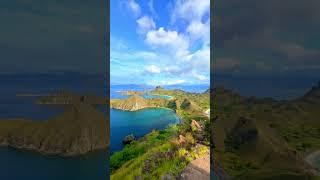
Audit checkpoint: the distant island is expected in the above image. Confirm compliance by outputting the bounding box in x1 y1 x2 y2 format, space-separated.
111 86 209 115
213 82 320 179
0 93 109 156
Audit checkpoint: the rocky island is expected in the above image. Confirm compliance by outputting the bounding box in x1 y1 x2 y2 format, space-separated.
0 93 109 156
110 87 209 115
110 94 169 111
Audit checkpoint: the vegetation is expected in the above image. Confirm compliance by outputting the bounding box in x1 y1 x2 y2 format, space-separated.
110 87 210 179
0 103 108 156
213 85 320 179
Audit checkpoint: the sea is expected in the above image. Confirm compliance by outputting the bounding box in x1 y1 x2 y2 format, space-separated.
0 73 108 180
0 73 209 179
109 84 209 154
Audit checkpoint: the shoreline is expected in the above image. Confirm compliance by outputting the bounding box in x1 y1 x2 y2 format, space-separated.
110 106 183 124
305 150 320 175
110 106 182 155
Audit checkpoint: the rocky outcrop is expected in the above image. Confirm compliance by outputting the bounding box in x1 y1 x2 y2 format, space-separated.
110 95 150 111
110 94 170 111
180 154 210 180
0 104 108 156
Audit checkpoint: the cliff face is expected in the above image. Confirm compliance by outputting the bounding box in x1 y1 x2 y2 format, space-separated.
110 94 170 111
0 104 109 156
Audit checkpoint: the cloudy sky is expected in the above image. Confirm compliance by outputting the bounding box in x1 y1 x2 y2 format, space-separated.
0 0 106 74
110 0 210 85
214 0 320 77
213 0 320 98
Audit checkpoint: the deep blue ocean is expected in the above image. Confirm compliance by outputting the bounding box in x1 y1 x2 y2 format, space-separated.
0 73 108 180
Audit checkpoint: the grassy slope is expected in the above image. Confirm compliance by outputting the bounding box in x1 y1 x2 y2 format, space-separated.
213 86 320 179
110 88 210 179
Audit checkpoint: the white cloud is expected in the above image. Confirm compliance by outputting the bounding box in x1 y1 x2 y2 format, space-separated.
146 65 161 74
134 51 157 60
187 20 210 44
148 0 158 18
137 16 156 34
164 79 186 85
145 27 190 58
148 79 187 86
171 0 210 22
164 66 183 75
127 0 141 18
189 46 210 71
192 72 209 81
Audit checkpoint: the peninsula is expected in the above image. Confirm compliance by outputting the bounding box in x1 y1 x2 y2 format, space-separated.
0 93 109 156
110 87 210 179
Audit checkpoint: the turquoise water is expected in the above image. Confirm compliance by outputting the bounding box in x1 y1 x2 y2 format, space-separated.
143 94 172 100
110 108 180 154
0 148 108 180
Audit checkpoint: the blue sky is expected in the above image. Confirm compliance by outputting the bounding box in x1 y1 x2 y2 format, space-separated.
110 0 210 85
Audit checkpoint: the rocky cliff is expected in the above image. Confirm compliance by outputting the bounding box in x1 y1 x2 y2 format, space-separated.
110 94 169 111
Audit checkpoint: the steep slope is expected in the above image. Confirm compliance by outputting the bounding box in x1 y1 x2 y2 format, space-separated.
110 94 150 111
213 84 320 179
0 103 108 156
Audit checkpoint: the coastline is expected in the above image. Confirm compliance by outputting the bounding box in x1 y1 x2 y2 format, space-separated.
110 106 183 124
305 150 320 175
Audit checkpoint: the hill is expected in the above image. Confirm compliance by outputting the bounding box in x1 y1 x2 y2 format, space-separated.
110 88 211 179
213 83 320 179
0 99 108 156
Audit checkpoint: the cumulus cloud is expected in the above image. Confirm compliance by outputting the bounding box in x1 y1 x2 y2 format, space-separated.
171 0 210 22
145 27 190 59
146 65 161 74
113 0 210 85
127 0 141 18
187 20 210 44
137 16 156 34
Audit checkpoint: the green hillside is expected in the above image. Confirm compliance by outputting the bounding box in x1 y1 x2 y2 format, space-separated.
110 88 210 179
213 84 320 179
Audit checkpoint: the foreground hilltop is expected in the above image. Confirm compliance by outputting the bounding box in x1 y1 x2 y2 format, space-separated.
0 94 109 156
213 83 320 179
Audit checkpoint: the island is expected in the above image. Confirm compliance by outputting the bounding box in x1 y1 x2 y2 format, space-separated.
110 87 210 179
0 93 109 156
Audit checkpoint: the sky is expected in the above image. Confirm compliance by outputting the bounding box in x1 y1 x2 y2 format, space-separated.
0 0 107 74
110 0 210 86
213 0 320 98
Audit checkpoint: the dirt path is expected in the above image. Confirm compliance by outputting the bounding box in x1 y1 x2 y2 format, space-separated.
179 154 210 180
